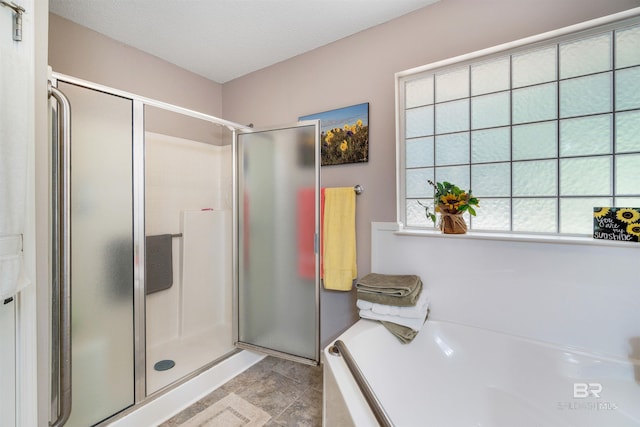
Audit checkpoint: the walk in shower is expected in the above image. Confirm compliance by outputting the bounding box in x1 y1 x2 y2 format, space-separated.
48 73 320 426
49 75 239 426
143 106 235 395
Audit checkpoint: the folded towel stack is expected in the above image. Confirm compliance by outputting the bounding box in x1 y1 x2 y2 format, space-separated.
356 273 429 344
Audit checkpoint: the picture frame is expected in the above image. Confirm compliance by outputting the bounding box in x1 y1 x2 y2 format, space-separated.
300 102 369 166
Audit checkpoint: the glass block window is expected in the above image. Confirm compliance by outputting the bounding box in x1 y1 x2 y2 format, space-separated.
398 19 640 235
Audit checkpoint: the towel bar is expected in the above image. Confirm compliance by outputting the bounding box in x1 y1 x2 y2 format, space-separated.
354 184 363 195
145 233 182 238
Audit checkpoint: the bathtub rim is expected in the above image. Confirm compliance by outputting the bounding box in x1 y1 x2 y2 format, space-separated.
332 318 639 365
323 318 640 427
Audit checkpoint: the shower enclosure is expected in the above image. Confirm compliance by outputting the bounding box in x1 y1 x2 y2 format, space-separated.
48 73 320 426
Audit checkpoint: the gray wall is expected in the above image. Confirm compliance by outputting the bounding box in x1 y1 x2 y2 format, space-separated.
222 0 640 280
48 0 640 344
49 13 225 144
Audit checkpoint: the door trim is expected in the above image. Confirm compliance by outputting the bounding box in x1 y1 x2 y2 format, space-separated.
236 342 319 367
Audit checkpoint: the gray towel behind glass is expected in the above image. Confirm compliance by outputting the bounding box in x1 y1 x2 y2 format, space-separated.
146 234 173 294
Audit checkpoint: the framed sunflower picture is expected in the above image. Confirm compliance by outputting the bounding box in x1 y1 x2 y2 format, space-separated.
593 207 640 242
299 103 369 166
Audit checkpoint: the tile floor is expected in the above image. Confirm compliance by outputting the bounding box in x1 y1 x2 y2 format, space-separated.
160 356 323 426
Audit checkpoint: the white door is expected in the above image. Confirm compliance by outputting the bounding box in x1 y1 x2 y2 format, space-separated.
0 1 34 426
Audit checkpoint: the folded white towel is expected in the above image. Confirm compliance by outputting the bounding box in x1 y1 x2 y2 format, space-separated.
358 306 429 331
357 287 429 319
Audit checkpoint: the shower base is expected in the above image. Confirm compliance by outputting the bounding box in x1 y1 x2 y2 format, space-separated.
146 323 234 395
109 349 264 427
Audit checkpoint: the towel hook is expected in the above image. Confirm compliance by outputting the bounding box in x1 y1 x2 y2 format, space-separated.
1 0 25 41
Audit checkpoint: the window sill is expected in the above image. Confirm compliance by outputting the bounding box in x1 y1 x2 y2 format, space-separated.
394 226 640 249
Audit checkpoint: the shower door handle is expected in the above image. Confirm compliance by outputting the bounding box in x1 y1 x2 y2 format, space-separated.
48 82 72 427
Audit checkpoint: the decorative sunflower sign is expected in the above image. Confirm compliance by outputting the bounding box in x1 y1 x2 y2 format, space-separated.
593 207 640 242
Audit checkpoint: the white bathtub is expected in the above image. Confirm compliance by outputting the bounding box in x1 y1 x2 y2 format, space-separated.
323 319 640 427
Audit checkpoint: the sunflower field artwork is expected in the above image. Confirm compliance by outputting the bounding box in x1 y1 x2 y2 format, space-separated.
300 103 369 166
593 207 640 242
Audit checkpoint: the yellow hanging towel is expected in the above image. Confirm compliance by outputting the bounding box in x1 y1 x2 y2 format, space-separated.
322 187 357 291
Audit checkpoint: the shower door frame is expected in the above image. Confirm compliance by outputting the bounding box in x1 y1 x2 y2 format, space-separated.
49 73 248 416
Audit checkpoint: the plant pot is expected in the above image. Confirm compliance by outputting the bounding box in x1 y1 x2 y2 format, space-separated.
440 212 467 234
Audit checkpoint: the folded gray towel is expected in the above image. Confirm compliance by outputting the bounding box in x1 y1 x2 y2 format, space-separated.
356 273 423 307
358 281 422 306
380 321 418 344
380 309 429 344
356 273 421 296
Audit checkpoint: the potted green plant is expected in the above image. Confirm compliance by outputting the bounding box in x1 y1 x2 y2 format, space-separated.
418 180 480 234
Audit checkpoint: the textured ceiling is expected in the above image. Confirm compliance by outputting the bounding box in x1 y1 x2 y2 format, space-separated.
49 0 440 83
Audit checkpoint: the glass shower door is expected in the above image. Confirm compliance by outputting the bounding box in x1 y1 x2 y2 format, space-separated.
57 82 135 426
236 122 320 363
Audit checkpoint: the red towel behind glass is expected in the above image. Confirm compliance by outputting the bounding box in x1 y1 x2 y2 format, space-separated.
297 188 316 279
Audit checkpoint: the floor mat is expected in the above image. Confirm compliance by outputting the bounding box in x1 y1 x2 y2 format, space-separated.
181 393 271 427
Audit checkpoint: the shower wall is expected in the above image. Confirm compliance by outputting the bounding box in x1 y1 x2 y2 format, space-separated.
145 132 231 349
145 131 234 394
